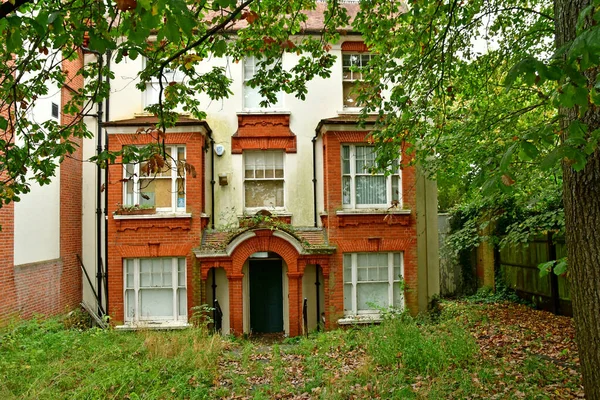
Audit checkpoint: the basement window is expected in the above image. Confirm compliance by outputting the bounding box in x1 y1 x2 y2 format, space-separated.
124 258 187 323
343 252 404 316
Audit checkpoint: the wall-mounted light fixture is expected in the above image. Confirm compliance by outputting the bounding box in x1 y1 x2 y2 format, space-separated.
218 173 228 186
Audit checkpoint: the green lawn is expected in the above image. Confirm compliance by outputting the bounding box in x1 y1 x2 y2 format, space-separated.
0 301 583 399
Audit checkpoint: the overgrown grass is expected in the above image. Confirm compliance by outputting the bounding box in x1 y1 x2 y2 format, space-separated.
0 317 224 399
0 302 582 399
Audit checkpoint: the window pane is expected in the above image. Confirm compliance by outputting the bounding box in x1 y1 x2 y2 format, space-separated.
392 175 399 202
393 253 402 281
245 180 284 208
178 288 187 316
163 261 172 287
356 176 386 205
342 146 350 174
140 259 152 287
358 267 368 282
343 82 358 107
152 259 163 286
178 259 186 287
357 253 368 267
344 263 352 283
393 283 404 309
357 282 389 311
177 178 185 208
344 284 353 312
342 176 351 205
140 289 173 318
126 260 135 288
125 289 135 318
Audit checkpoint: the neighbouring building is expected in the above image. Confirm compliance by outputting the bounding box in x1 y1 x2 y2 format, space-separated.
0 54 84 323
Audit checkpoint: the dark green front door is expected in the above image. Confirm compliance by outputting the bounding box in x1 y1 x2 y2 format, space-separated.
249 259 283 333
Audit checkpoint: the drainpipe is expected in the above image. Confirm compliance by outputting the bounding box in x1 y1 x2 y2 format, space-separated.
103 50 111 315
95 53 104 316
207 129 215 229
311 133 318 228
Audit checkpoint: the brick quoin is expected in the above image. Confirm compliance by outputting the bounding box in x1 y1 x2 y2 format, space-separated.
320 129 419 323
106 130 205 324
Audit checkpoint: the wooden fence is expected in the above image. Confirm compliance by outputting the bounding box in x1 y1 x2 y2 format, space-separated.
499 235 572 316
438 213 571 316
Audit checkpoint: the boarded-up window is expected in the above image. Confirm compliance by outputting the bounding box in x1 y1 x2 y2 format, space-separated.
124 145 186 212
244 151 284 209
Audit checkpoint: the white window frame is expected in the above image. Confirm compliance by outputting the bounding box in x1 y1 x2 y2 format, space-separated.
143 57 185 107
243 56 284 111
123 145 186 213
342 144 401 209
243 150 285 211
343 252 404 316
342 52 372 109
123 257 187 323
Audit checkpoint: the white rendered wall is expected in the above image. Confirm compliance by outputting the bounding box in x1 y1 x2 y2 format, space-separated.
94 38 362 230
14 82 62 265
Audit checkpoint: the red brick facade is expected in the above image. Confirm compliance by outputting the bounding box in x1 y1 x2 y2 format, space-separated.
320 129 418 319
106 129 206 324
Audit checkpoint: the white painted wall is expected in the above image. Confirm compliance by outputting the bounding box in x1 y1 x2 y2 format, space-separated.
91 39 359 229
14 80 62 266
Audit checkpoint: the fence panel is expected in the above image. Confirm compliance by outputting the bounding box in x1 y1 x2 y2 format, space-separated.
499 236 571 316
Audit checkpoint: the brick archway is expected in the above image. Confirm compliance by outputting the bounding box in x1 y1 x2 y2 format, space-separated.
229 229 302 276
226 229 304 336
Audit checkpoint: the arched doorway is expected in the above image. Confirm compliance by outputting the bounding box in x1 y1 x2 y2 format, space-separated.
248 252 284 333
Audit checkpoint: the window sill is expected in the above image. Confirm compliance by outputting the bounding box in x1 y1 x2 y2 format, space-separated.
337 108 379 115
336 209 411 216
116 321 190 331
113 212 192 220
338 314 382 325
238 110 291 115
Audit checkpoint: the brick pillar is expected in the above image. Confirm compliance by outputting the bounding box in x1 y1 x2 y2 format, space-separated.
228 274 244 335
287 272 302 337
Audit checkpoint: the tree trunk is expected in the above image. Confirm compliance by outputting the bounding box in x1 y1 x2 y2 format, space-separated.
555 0 600 397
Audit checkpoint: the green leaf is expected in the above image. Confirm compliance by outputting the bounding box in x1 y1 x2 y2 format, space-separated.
538 260 553 277
0 116 7 131
520 142 539 161
212 39 227 57
554 258 568 275
540 148 562 170
500 144 516 171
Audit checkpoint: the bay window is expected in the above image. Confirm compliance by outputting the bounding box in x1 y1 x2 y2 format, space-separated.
123 145 186 212
124 258 187 323
342 145 401 209
343 252 404 316
244 150 285 209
